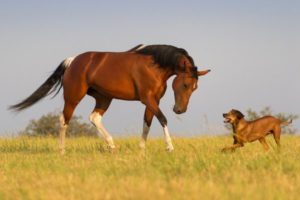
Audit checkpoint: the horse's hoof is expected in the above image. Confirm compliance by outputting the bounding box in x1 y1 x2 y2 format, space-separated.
108 145 117 153
166 146 174 152
60 149 65 155
139 142 146 150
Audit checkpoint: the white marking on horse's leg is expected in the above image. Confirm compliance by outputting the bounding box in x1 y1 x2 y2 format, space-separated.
139 122 150 149
89 112 115 149
59 114 68 155
163 126 174 152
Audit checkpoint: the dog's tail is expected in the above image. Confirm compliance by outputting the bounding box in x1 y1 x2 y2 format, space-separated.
281 119 292 126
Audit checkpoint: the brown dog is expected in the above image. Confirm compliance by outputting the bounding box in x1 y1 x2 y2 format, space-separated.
222 109 292 152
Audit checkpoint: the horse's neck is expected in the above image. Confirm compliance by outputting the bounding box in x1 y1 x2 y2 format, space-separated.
160 69 176 82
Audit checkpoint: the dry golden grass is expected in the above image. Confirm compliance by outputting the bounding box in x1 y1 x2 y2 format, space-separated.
0 135 300 200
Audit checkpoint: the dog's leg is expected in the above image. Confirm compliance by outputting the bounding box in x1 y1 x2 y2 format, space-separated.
222 143 243 152
273 126 281 148
258 137 269 151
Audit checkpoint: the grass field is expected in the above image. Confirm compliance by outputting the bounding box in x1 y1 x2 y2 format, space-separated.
0 135 300 200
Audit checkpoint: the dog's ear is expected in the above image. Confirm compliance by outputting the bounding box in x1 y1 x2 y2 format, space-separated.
235 110 244 119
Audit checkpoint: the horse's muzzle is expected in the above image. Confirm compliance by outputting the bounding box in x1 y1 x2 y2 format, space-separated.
173 105 186 114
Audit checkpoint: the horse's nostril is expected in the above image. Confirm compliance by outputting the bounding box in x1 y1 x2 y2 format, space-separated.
173 106 181 114
176 109 182 114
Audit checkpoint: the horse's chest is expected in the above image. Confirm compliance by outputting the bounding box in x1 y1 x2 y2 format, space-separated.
158 85 167 97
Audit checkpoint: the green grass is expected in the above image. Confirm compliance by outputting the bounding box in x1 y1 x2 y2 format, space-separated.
0 135 300 200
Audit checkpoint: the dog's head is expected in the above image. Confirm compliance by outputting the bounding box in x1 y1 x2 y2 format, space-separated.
223 109 244 124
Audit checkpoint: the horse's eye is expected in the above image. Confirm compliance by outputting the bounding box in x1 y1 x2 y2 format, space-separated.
183 83 188 89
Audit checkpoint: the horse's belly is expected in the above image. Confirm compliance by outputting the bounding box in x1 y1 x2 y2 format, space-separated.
91 83 139 100
109 89 138 100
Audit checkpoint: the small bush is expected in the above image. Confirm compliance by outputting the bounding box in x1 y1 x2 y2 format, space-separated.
20 112 98 137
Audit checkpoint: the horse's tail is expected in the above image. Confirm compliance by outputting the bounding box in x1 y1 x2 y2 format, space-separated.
9 57 75 112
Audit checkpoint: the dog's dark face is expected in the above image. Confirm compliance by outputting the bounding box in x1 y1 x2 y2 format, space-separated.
223 109 244 124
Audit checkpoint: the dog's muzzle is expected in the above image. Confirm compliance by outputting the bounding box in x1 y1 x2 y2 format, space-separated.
223 113 230 123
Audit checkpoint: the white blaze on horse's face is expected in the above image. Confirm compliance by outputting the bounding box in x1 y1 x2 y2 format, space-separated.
193 83 197 90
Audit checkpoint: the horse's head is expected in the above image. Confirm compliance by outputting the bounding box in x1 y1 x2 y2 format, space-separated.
172 68 210 114
136 45 211 114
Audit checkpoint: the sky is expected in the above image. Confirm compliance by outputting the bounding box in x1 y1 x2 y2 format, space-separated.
0 0 299 137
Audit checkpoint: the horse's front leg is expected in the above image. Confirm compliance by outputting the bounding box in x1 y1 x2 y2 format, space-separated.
142 97 174 152
139 107 154 149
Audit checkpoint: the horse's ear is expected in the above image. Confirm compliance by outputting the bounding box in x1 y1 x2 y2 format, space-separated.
197 69 211 76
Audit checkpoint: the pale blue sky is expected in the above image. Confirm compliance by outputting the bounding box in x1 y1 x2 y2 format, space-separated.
1 0 299 136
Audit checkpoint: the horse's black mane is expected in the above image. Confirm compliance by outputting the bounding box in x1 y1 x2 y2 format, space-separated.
135 44 195 71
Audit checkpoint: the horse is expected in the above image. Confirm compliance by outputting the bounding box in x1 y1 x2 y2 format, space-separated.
9 44 210 153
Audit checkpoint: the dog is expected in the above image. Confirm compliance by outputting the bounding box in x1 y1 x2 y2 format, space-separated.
222 109 292 152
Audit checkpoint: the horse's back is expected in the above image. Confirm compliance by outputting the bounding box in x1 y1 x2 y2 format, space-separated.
71 51 148 72
64 51 153 100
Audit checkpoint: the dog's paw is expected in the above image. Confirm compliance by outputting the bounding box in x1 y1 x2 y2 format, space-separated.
221 147 235 153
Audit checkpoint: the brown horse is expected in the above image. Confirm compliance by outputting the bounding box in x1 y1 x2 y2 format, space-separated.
10 44 210 153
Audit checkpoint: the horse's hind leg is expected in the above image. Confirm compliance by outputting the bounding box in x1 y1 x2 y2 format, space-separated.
139 107 154 149
59 78 88 154
59 101 78 154
89 93 115 151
